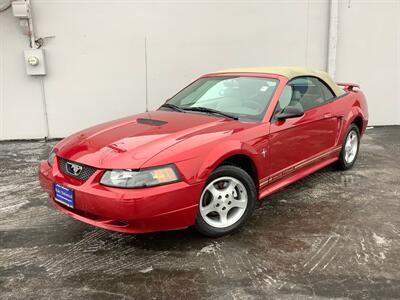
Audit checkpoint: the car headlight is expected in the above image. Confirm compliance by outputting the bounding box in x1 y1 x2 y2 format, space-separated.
100 165 180 188
47 149 56 166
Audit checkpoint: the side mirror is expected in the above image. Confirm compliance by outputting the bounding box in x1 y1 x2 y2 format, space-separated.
275 105 304 120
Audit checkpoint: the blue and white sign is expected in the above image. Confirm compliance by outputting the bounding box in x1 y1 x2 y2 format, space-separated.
54 184 74 208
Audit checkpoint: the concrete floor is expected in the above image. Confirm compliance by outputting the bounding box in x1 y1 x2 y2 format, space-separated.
0 126 399 299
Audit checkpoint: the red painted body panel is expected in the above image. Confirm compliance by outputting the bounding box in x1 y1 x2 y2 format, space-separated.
38 71 368 233
39 159 202 233
268 105 339 176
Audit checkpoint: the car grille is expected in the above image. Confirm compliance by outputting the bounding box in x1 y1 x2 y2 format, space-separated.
58 157 97 181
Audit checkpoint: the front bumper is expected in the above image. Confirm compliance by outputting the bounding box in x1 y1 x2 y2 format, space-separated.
38 158 203 233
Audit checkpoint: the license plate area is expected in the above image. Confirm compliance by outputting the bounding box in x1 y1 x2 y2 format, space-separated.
54 183 74 208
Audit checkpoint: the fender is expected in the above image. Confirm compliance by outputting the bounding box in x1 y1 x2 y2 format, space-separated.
196 140 262 184
337 93 368 145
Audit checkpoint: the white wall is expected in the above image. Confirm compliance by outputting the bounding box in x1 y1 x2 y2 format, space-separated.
335 0 400 126
0 0 398 140
0 7 46 139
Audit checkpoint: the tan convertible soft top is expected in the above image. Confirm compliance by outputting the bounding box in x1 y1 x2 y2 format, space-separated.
215 66 345 97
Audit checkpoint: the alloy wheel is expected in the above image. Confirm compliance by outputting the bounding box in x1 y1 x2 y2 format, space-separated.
199 176 248 228
344 130 358 164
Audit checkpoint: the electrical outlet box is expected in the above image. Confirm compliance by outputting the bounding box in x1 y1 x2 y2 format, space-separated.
12 1 31 19
24 49 46 76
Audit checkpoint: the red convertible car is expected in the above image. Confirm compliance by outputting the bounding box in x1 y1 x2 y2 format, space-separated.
39 67 368 237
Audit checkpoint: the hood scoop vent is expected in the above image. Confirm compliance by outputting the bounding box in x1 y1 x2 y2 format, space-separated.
137 118 168 126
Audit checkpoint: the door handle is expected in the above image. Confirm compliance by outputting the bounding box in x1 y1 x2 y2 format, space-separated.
324 113 332 119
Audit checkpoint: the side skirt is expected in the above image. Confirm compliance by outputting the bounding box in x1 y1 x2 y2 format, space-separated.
258 156 339 200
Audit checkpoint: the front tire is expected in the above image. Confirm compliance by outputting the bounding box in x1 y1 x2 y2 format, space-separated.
195 165 256 237
335 124 360 170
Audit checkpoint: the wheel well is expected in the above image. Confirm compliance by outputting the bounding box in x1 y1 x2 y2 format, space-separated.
219 154 258 186
352 116 364 134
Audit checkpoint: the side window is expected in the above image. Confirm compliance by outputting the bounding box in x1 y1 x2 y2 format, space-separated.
317 79 335 101
288 77 328 110
273 76 337 118
274 85 293 114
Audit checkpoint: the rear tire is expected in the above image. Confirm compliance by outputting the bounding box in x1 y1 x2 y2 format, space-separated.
195 165 256 237
335 124 360 170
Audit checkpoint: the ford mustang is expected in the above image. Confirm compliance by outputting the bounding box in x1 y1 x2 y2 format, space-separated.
38 67 368 237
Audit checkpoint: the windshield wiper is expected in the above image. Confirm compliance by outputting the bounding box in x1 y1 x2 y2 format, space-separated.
160 103 185 112
182 106 238 120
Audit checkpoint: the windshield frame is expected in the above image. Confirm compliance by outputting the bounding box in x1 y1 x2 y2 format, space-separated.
161 74 281 123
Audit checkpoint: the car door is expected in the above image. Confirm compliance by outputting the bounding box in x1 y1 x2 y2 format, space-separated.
267 77 339 179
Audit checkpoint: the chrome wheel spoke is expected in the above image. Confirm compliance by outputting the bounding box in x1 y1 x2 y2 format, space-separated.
224 179 236 195
207 184 219 196
219 210 228 226
200 204 216 215
350 133 356 143
345 139 352 150
231 199 246 209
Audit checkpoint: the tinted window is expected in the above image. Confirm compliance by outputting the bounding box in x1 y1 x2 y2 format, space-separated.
318 79 335 100
274 85 294 114
287 77 323 110
273 77 337 116
276 77 335 112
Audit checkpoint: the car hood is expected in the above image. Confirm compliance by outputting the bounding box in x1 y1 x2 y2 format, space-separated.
56 110 236 169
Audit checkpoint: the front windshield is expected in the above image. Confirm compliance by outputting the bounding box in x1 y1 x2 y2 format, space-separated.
164 76 279 121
